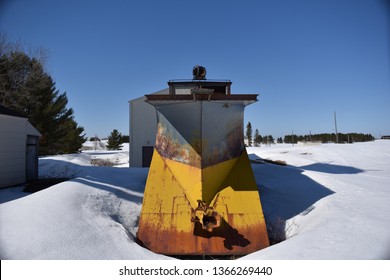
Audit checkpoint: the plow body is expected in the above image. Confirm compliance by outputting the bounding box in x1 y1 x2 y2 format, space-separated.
137 93 269 255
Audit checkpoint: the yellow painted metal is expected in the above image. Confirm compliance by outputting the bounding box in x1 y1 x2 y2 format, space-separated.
137 148 269 255
162 153 202 210
201 156 239 205
137 92 269 255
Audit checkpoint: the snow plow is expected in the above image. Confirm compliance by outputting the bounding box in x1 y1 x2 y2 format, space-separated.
137 67 269 256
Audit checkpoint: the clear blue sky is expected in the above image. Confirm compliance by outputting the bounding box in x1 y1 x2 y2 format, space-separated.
1 0 389 139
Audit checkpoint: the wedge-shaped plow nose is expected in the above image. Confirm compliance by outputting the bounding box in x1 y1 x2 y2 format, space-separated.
137 93 269 256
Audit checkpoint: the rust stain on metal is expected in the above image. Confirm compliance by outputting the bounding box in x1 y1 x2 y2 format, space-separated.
137 214 268 255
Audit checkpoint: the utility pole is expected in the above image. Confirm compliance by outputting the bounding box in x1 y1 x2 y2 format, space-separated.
334 111 338 143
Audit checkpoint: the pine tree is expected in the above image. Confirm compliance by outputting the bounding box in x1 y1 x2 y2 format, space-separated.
24 73 85 155
0 39 86 155
60 118 87 153
254 129 260 147
107 129 123 150
246 122 253 147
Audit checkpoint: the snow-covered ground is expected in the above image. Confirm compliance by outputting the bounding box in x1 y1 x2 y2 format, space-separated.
1 141 389 259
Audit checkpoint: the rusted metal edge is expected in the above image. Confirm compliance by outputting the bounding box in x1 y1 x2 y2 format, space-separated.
250 158 287 166
145 94 258 102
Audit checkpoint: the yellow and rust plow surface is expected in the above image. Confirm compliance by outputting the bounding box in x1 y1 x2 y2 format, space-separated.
137 94 269 255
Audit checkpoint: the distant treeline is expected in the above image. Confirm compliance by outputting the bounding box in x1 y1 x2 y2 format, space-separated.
283 133 375 144
90 135 129 143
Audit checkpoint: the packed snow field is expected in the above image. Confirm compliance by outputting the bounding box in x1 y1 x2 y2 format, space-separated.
1 141 389 259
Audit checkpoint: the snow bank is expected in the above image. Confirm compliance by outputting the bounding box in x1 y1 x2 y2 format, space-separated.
244 141 390 259
0 148 168 259
1 141 389 259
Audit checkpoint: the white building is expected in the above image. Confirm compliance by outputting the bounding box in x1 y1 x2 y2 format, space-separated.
128 88 168 167
0 105 41 188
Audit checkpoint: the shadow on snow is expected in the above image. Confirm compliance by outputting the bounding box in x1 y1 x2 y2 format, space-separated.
249 153 364 244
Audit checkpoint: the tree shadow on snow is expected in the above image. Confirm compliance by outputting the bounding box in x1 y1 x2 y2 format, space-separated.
299 163 363 174
249 154 364 245
2 158 148 207
39 158 148 192
71 177 144 204
0 158 148 208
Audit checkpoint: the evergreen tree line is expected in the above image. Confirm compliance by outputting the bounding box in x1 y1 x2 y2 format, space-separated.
254 128 276 146
246 122 275 146
246 122 374 146
0 35 86 155
283 133 375 144
90 134 129 144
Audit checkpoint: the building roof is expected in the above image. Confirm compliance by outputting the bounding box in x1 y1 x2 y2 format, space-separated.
128 88 169 103
27 121 41 137
145 93 258 102
0 105 41 136
0 105 27 118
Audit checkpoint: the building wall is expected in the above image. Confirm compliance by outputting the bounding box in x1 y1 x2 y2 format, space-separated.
129 88 169 167
0 115 28 188
129 96 158 167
